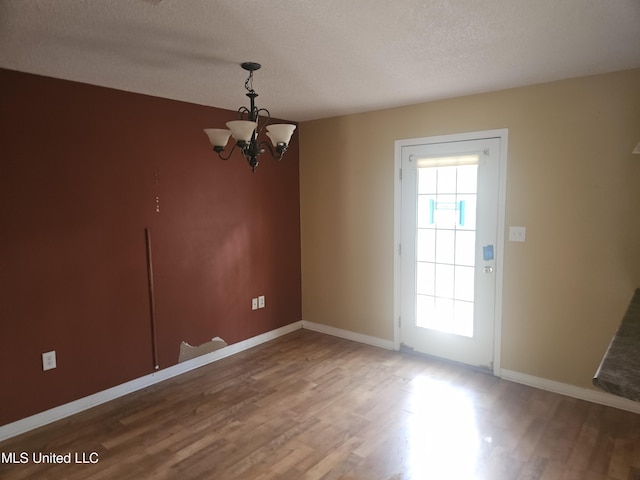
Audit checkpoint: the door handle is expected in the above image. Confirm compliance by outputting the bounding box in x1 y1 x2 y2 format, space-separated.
483 266 494 274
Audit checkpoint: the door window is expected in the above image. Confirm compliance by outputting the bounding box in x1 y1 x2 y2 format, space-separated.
416 157 479 337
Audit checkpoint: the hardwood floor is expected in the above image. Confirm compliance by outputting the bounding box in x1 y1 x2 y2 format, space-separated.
1 329 640 479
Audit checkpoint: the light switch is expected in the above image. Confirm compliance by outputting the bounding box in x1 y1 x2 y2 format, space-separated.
509 226 526 242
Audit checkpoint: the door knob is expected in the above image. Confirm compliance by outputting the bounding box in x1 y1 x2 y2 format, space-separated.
483 266 494 274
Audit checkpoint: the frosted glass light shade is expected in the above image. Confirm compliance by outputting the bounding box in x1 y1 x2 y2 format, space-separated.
266 124 296 146
204 128 232 148
226 120 257 142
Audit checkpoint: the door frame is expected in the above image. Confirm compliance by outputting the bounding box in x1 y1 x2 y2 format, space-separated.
393 129 508 375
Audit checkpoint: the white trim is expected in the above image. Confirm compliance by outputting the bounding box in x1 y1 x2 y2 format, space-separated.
500 369 640 414
0 321 303 442
393 129 509 375
393 140 403 350
493 130 508 374
4 320 638 442
302 320 396 350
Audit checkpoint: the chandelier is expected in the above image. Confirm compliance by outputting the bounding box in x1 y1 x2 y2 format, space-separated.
204 62 296 172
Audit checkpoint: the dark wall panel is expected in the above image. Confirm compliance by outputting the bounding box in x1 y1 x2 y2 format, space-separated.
0 68 301 425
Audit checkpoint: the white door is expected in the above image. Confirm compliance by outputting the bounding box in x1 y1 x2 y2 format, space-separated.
399 134 504 370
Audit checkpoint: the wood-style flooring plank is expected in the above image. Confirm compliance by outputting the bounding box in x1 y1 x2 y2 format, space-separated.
1 329 639 479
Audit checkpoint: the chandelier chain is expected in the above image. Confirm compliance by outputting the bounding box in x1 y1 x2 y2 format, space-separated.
244 70 255 94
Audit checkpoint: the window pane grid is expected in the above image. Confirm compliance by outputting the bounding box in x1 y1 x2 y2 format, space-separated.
415 164 478 337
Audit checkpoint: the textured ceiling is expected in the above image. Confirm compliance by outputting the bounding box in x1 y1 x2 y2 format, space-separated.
1 0 639 122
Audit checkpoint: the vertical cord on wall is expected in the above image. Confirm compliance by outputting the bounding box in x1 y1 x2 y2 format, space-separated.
145 227 160 370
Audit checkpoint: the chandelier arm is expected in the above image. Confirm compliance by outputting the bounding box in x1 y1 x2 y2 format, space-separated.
256 108 270 118
255 108 271 133
215 143 238 161
259 141 286 161
238 106 252 121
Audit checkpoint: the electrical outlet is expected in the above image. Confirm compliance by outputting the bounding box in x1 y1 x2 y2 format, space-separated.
42 351 56 371
258 295 265 309
251 298 258 310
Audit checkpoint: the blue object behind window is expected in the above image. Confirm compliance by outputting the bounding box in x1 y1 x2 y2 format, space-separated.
428 199 466 226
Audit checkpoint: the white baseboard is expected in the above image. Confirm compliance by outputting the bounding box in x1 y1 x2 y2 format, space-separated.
5 322 637 443
0 321 303 442
301 320 396 350
500 368 640 414
299 322 639 415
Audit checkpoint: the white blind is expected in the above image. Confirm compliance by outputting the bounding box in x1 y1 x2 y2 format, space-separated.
415 154 479 168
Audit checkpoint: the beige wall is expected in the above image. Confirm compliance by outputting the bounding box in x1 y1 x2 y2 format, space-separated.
299 68 640 389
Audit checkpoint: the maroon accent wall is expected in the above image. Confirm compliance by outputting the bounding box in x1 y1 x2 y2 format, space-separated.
0 68 302 426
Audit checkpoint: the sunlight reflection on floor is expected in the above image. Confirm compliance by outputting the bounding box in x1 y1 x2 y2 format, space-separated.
405 376 482 480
